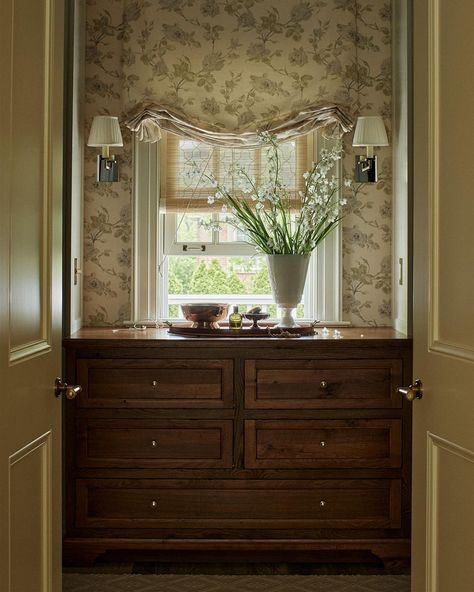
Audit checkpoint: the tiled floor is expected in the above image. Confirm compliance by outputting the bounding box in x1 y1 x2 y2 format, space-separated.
63 573 411 592
64 560 410 591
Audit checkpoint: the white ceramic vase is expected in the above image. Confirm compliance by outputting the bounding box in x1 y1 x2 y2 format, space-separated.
266 254 310 328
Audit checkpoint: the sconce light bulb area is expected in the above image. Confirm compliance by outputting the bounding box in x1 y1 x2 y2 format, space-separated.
87 115 123 182
352 115 388 183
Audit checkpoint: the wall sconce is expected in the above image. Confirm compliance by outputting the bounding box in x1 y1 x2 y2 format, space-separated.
352 115 389 183
87 116 123 182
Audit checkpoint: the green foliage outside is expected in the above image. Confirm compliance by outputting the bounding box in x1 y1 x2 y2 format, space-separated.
169 257 254 295
251 265 272 294
167 256 305 318
229 257 255 273
168 304 179 317
168 256 304 318
168 257 196 294
168 273 183 294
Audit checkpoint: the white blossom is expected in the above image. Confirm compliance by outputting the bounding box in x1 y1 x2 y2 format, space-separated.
194 135 346 254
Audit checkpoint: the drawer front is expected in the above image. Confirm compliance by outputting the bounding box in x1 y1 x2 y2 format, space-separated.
245 419 402 469
245 359 403 409
77 419 233 469
76 479 401 530
77 359 233 408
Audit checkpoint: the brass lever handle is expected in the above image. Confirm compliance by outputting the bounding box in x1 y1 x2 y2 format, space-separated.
397 379 423 402
55 377 82 400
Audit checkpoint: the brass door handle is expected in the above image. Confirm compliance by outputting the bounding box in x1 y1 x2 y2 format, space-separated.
397 379 423 402
55 377 82 400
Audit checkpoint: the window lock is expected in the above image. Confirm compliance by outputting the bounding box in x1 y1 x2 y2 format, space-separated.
182 244 206 252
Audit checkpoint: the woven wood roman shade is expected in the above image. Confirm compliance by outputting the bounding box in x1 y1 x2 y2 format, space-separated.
159 131 310 213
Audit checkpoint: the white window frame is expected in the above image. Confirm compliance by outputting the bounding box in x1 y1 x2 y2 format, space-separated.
132 131 346 325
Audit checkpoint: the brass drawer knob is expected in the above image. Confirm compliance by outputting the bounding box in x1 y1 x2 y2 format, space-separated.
320 441 326 447
151 440 158 448
320 380 328 390
319 500 326 507
151 380 159 388
151 500 158 509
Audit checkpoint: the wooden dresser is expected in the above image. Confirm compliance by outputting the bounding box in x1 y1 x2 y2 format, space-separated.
63 328 412 566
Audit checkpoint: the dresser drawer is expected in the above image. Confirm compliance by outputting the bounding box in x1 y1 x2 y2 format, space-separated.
76 479 401 530
77 359 233 408
245 419 401 469
245 359 403 409
76 419 233 468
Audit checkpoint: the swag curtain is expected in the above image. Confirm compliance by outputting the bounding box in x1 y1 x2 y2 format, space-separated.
125 103 352 146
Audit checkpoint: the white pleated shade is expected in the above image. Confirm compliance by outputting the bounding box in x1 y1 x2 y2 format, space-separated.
352 116 389 147
87 116 123 147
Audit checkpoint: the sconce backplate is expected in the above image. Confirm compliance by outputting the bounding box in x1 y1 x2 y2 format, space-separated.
354 155 378 183
97 155 119 182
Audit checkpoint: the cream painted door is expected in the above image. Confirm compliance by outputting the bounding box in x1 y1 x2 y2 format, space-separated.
412 1 474 591
0 0 64 591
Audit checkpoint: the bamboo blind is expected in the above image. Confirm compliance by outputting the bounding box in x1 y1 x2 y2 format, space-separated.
160 132 311 212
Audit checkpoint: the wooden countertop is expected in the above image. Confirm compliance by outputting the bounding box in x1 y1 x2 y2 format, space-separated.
64 327 411 349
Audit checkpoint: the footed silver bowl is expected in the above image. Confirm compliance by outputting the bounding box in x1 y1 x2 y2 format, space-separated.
243 312 271 329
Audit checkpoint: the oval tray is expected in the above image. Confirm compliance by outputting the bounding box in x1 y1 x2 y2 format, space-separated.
168 325 316 338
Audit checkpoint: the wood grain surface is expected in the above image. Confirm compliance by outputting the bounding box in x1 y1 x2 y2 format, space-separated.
63 329 412 568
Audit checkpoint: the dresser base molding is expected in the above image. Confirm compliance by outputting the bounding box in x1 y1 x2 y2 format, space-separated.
63 537 411 567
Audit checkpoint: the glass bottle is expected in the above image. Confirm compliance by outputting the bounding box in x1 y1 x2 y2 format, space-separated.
229 305 242 330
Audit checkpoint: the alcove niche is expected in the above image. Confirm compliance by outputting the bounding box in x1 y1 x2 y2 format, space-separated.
65 0 411 336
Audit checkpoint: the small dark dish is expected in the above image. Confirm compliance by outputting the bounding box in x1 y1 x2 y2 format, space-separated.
180 303 229 329
243 312 271 329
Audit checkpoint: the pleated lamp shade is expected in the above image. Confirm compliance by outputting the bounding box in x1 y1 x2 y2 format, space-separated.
352 116 389 147
87 116 123 147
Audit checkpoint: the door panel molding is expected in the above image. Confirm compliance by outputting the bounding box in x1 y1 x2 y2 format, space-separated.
429 340 474 363
427 0 474 362
9 431 53 592
427 0 440 355
10 340 52 365
7 0 54 365
426 432 474 592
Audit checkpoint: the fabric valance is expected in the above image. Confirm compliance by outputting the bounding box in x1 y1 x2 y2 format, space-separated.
125 103 353 147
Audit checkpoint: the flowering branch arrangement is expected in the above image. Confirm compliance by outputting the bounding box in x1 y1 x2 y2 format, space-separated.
194 131 350 255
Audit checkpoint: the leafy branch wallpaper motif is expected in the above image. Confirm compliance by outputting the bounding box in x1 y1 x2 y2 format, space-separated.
83 0 393 326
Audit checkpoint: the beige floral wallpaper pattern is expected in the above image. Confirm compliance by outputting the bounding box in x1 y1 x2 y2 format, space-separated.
83 0 392 326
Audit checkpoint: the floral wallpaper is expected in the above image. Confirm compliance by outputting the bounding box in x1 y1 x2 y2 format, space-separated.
83 0 392 326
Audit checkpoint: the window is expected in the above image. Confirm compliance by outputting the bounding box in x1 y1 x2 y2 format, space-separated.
132 130 344 324
162 212 308 320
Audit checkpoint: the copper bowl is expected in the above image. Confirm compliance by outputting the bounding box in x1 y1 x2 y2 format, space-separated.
180 303 229 329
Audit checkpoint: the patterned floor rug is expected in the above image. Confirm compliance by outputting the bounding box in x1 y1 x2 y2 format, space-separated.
63 573 411 592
